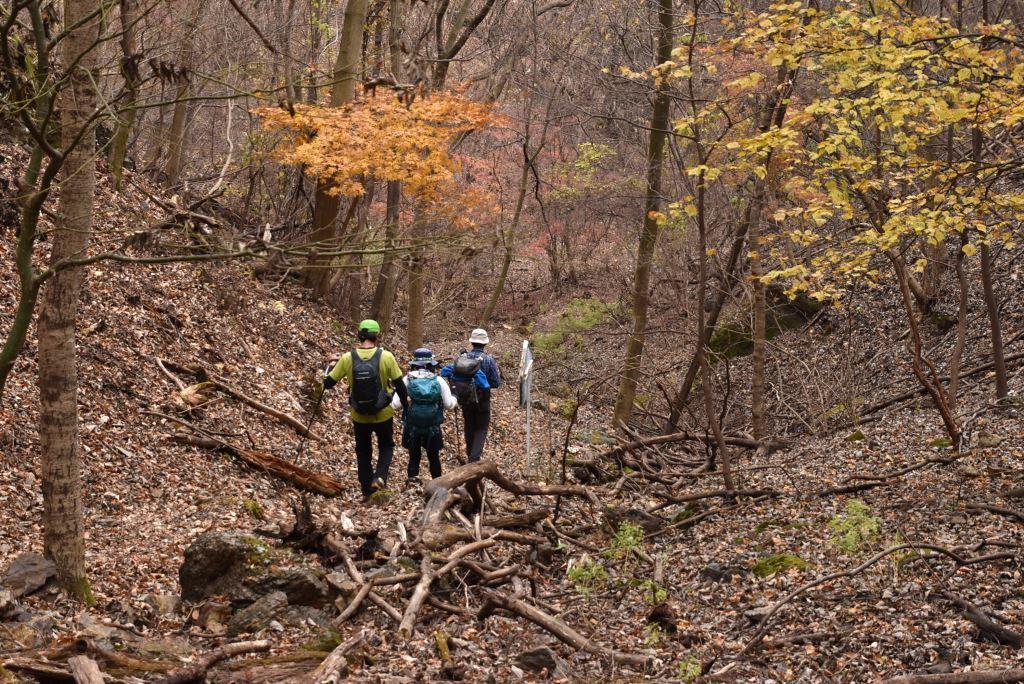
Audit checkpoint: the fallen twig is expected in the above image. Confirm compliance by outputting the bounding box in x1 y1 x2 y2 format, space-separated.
478 589 651 669
309 633 365 684
880 669 1024 683
154 640 270 684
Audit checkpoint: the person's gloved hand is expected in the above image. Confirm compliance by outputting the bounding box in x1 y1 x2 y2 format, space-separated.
322 373 337 390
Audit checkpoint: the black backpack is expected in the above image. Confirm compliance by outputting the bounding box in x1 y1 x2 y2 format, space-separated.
349 348 391 415
450 353 482 406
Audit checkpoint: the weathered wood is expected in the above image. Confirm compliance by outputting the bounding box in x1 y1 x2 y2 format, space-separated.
160 358 318 438
309 633 365 684
938 592 1024 647
335 579 374 623
170 433 345 496
478 589 651 669
399 556 435 637
488 508 551 529
69 656 104 684
421 460 595 529
2 657 78 682
880 670 1024 684
154 640 271 684
398 539 497 636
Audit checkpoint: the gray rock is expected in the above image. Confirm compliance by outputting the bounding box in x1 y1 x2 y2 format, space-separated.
0 589 20 620
280 605 335 631
179 532 262 603
250 567 329 608
227 591 288 636
143 593 181 616
515 646 570 679
701 563 747 583
2 553 56 598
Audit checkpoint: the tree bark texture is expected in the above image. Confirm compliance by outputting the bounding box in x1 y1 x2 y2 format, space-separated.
304 0 368 293
37 0 101 600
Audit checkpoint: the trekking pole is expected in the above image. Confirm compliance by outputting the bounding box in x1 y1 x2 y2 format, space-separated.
454 405 466 465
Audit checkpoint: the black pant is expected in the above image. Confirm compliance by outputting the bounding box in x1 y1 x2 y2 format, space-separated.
461 398 491 462
407 429 443 479
353 418 394 497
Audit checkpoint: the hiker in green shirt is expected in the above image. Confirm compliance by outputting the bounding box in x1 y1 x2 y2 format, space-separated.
323 319 408 498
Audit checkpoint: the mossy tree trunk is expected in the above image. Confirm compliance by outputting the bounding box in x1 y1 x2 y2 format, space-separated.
612 0 673 427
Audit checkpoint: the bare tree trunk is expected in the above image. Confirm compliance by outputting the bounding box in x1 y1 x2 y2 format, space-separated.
305 0 368 293
406 214 426 352
482 142 530 327
979 241 1008 400
664 63 797 434
948 237 969 414
696 170 734 491
370 1 404 334
612 0 672 427
973 0 1007 401
109 0 141 190
750 217 767 440
38 0 100 601
161 4 204 188
371 180 401 335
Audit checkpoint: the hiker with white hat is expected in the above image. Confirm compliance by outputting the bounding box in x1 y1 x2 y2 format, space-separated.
440 328 502 462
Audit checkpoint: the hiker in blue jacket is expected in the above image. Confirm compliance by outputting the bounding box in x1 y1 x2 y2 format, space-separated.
440 328 501 462
392 348 457 484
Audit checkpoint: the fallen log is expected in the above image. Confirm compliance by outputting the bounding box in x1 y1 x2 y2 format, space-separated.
399 539 496 636
966 502 1024 524
160 358 318 438
2 658 79 682
309 633 365 684
937 592 1023 647
597 431 790 463
170 433 345 496
880 670 1024 684
488 508 552 529
477 589 651 669
154 640 271 684
421 460 596 529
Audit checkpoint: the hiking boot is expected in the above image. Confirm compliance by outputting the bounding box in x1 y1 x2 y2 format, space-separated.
371 477 386 492
405 476 420 490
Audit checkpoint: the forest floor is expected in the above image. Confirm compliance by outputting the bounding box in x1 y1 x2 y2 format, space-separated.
1 156 1023 682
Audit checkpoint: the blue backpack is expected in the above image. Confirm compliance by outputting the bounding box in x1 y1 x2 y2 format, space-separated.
406 376 443 429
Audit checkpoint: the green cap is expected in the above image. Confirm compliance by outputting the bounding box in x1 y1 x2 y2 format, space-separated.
358 319 381 334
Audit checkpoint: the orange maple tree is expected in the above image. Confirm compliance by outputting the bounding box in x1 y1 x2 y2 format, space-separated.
259 92 496 201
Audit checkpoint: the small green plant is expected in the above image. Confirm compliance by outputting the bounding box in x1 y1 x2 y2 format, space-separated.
241 498 265 521
677 655 702 683
829 499 881 554
751 553 810 577
567 558 608 599
243 536 274 568
605 521 645 561
640 579 667 605
643 623 666 647
531 297 619 354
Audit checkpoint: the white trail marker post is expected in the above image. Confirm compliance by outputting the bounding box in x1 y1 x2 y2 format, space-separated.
519 340 534 470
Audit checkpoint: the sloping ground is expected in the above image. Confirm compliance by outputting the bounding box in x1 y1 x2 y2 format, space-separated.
1 149 1023 682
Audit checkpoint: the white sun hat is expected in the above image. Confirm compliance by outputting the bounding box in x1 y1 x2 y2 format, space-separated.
469 328 490 345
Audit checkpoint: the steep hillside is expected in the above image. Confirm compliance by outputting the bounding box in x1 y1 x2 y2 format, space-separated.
2 155 1024 682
